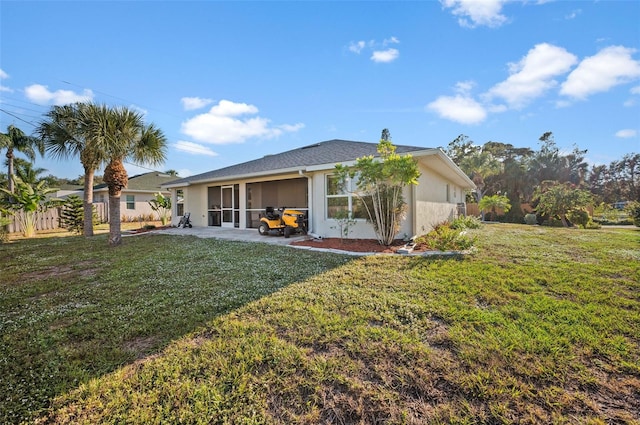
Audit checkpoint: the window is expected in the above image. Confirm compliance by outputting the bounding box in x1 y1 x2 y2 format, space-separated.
326 174 369 219
446 184 451 203
176 189 184 216
126 195 135 210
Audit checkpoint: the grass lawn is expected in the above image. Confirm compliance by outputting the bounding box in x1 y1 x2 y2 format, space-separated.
1 225 638 424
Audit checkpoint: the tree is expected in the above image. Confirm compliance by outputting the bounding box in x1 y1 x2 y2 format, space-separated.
37 103 111 237
148 192 171 225
0 175 58 237
533 181 593 227
101 107 167 246
444 135 501 211
484 141 533 222
11 158 48 185
0 125 45 193
335 130 420 246
59 195 85 234
478 194 511 221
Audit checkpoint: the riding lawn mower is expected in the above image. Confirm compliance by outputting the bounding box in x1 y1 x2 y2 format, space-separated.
258 207 307 238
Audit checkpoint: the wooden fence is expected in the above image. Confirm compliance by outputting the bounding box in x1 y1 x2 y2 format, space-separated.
2 203 107 234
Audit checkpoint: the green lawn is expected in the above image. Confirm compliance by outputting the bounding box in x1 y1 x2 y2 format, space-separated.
1 225 638 424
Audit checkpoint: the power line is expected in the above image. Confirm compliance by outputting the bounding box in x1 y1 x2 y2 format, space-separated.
0 108 38 128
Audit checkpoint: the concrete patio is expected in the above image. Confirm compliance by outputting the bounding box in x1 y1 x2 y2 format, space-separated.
155 225 308 246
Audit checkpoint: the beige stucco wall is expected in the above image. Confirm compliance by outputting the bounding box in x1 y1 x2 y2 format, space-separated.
173 158 468 240
412 164 464 234
308 171 413 240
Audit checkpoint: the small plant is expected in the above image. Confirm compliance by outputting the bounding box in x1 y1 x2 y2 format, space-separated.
330 209 357 243
524 213 537 225
414 221 476 251
0 176 58 237
149 192 171 225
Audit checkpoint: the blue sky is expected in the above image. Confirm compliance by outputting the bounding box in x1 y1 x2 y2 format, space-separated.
1 0 639 180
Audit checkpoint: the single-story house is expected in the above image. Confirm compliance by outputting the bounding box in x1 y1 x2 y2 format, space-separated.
94 172 176 222
162 139 475 239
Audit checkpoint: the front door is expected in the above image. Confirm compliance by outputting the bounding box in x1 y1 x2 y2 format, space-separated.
221 185 234 227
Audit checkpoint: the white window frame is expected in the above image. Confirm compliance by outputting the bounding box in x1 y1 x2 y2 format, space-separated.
325 174 368 220
126 194 135 210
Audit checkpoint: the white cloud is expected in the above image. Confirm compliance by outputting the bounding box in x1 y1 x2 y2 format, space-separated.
348 38 400 63
181 99 304 144
0 69 13 93
383 37 400 46
174 140 218 157
181 96 214 111
348 41 366 54
631 85 640 95
487 43 577 108
427 94 487 124
25 83 94 105
371 48 399 63
561 46 640 100
615 129 637 138
565 9 581 20
441 0 508 28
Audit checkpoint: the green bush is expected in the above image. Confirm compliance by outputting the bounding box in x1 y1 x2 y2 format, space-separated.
415 222 476 252
0 215 10 243
626 201 640 227
542 218 564 227
451 215 481 230
524 213 537 225
567 209 590 229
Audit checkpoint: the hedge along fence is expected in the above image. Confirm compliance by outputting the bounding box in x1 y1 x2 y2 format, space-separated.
1 202 107 234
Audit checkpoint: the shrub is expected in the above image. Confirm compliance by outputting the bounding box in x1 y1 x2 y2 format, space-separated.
415 222 476 252
0 215 10 243
585 220 601 230
567 209 590 229
524 213 538 225
542 218 564 227
626 201 640 227
451 215 481 230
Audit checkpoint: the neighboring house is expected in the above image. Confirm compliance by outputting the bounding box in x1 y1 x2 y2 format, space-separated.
163 139 475 239
94 172 176 222
53 183 84 199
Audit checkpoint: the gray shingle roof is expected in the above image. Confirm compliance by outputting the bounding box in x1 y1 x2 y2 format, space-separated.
166 139 430 186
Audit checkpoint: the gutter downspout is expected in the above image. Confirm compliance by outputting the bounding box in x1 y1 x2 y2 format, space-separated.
299 169 313 233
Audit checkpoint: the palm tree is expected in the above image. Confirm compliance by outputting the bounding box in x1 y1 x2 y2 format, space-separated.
0 125 45 193
101 107 167 246
11 157 48 185
478 194 511 222
37 103 111 237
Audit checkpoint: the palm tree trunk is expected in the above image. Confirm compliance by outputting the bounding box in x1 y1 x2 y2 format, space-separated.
83 167 95 237
108 191 122 246
6 150 14 193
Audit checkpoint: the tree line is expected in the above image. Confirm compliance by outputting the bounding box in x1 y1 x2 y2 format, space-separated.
443 132 639 222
